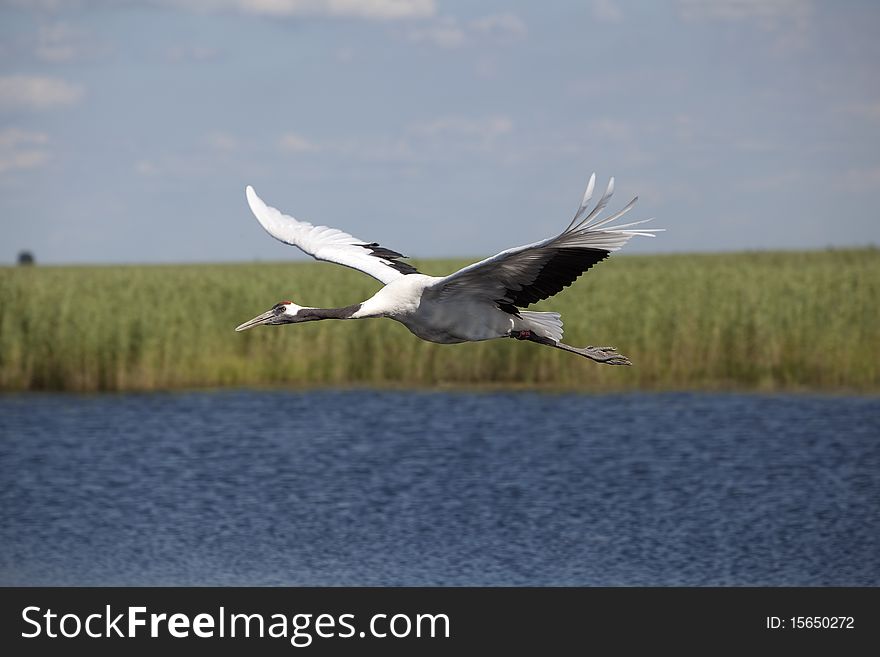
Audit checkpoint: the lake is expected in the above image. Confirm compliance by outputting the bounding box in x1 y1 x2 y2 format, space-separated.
0 390 877 586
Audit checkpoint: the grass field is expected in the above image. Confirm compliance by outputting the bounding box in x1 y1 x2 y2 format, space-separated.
0 249 877 392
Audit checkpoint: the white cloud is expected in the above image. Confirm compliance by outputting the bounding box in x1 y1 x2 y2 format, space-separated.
473 56 498 79
0 128 51 174
406 115 515 159
277 130 414 164
133 153 225 178
137 116 515 182
134 159 161 176
592 0 623 23
739 170 801 191
409 115 514 140
588 118 635 142
406 16 465 48
161 0 435 20
35 23 89 62
833 167 880 193
0 75 84 111
0 19 107 64
0 0 78 9
469 13 527 40
840 101 880 122
273 115 514 168
279 132 320 153
205 132 239 152
677 0 808 25
406 12 526 48
0 150 50 174
677 0 813 50
734 137 778 153
335 47 355 63
166 44 221 63
264 0 433 20
0 128 49 148
4 0 436 19
586 118 651 166
339 135 412 163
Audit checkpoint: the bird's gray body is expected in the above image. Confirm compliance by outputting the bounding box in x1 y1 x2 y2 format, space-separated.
357 275 522 344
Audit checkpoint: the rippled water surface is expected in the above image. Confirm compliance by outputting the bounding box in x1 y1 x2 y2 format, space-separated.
1 391 877 585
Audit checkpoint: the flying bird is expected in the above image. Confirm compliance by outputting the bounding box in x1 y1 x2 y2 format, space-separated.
236 175 660 365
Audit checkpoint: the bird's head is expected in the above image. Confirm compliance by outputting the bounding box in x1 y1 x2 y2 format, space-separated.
235 300 304 331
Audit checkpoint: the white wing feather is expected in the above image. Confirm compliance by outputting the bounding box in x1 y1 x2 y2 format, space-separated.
245 186 411 285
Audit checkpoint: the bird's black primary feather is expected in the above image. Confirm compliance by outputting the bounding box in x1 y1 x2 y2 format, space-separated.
496 247 609 313
358 243 420 275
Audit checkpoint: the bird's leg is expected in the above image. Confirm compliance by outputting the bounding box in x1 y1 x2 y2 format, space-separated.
512 331 631 366
562 344 632 366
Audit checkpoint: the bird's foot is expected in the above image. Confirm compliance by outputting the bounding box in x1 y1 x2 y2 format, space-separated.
513 330 532 340
581 345 631 366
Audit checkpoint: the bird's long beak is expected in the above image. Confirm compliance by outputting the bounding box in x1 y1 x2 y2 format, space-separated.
235 309 277 332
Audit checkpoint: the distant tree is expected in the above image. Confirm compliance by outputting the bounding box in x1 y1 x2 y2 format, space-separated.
17 251 35 266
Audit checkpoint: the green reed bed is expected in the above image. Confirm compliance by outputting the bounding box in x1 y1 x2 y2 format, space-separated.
0 249 877 392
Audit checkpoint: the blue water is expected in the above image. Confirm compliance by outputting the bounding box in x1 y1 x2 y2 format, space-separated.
0 391 877 586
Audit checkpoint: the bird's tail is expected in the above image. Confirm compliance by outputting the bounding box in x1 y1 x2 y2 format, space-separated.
519 311 564 343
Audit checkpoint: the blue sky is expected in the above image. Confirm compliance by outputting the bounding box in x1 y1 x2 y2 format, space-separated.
1 0 878 265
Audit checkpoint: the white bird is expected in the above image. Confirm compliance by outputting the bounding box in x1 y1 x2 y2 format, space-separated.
236 174 661 365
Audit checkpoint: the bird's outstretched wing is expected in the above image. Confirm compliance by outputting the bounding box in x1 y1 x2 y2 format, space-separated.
424 174 661 313
245 186 419 285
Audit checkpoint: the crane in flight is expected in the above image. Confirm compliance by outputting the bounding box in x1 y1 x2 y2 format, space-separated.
236 175 660 365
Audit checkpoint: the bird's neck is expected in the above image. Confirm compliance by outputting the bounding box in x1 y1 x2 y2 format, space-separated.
297 304 363 321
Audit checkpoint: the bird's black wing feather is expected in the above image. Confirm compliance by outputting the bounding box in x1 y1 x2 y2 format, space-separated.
357 243 420 275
